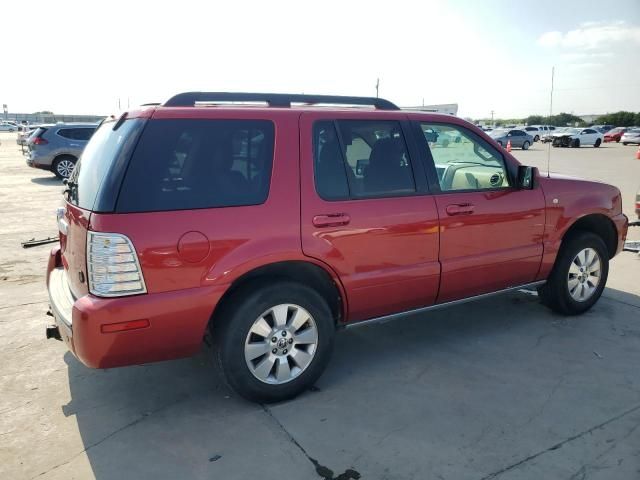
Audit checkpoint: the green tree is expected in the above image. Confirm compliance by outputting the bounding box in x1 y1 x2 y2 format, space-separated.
595 111 639 127
524 115 545 125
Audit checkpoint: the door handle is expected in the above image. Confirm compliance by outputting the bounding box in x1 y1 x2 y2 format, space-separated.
445 204 475 216
313 213 351 228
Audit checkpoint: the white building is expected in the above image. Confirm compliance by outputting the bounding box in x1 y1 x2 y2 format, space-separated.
402 104 458 116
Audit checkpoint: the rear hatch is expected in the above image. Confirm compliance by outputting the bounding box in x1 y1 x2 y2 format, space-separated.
60 116 147 298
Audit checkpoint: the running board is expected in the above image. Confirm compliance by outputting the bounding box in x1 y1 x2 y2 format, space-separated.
343 281 547 329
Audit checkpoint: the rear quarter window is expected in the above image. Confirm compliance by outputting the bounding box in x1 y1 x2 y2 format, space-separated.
67 119 145 211
116 119 275 213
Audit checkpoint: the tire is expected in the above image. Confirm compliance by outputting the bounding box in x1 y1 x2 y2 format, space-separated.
622 142 628 146
534 135 540 142
522 141 530 150
52 156 77 179
594 139 601 147
539 231 609 316
572 138 580 148
212 280 335 403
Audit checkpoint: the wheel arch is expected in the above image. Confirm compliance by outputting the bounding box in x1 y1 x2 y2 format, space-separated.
208 260 347 331
562 213 618 259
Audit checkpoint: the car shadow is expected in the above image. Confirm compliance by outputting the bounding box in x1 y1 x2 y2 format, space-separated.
30 176 61 186
60 287 640 479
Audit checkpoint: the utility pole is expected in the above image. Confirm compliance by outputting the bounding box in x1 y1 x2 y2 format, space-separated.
375 78 380 98
490 110 494 126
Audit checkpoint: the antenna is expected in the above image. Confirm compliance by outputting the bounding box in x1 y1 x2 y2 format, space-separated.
375 78 380 98
547 66 554 178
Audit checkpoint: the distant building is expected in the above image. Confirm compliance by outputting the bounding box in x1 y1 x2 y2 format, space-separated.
402 103 458 116
4 112 105 124
579 114 603 124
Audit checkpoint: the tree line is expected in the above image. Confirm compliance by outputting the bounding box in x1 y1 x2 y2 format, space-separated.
475 111 640 128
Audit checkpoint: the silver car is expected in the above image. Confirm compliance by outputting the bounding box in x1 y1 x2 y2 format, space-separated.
621 128 640 145
26 123 98 178
488 129 534 150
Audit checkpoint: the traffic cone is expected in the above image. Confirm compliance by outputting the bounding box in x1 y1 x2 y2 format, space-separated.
636 146 640 160
506 140 512 153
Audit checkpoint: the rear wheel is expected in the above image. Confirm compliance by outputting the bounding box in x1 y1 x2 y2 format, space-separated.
52 156 77 179
212 281 335 403
534 135 540 142
539 231 609 315
594 139 601 147
522 141 530 150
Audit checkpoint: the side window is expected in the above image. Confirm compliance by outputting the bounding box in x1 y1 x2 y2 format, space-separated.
421 123 511 192
57 128 73 139
74 128 95 141
117 119 274 212
313 120 416 200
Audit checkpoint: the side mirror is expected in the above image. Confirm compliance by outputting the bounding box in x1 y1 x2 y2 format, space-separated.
517 165 537 190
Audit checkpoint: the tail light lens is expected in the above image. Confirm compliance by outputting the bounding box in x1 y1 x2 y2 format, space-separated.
33 136 48 145
87 232 147 297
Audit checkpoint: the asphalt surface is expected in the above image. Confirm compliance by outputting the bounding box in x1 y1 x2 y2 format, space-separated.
1 132 639 480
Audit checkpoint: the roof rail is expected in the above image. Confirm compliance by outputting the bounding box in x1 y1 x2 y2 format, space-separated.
163 92 400 110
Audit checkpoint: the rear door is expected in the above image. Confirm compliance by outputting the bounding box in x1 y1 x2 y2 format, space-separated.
300 111 440 322
414 119 545 303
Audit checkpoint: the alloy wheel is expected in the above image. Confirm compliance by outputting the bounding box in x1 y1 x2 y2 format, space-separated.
244 304 318 384
567 247 601 302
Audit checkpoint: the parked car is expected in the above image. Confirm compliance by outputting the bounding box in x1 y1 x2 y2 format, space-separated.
522 126 541 142
592 124 614 133
45 92 629 403
26 123 98 179
16 126 40 146
0 121 18 132
604 127 628 143
552 128 603 147
621 128 640 145
540 126 562 143
488 129 534 149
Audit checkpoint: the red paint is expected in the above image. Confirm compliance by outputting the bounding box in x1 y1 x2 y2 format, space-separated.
101 319 150 333
45 104 629 370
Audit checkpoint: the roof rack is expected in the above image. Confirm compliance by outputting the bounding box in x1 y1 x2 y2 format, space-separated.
163 92 400 110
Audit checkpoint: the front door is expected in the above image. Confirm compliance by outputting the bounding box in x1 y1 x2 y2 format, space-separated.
415 120 545 303
300 112 441 322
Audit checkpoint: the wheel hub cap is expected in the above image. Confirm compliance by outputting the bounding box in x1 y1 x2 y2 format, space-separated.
244 304 318 385
567 248 601 302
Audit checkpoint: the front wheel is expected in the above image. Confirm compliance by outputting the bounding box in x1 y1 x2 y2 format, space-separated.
594 139 601 147
572 138 580 148
539 231 609 315
522 141 530 150
534 135 540 142
212 281 335 403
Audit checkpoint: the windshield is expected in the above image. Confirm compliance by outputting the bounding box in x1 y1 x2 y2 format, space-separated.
67 118 145 211
489 129 506 137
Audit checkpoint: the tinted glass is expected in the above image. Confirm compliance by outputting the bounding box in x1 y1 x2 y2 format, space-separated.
313 120 415 200
56 128 74 139
421 123 511 191
117 119 274 212
68 119 145 210
73 127 96 141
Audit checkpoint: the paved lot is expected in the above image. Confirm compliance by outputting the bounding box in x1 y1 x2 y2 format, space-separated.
0 132 638 480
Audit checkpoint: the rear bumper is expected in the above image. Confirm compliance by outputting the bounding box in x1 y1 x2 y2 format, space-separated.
26 153 51 170
46 246 227 368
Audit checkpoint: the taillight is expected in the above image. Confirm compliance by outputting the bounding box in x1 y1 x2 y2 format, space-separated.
33 137 48 145
87 232 147 297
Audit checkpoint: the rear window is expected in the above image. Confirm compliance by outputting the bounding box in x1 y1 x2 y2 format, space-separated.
67 119 145 211
116 119 275 213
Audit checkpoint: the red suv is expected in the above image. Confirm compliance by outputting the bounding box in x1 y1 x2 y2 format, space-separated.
46 92 629 402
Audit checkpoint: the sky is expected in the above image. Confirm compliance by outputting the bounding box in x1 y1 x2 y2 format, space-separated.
2 0 640 119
